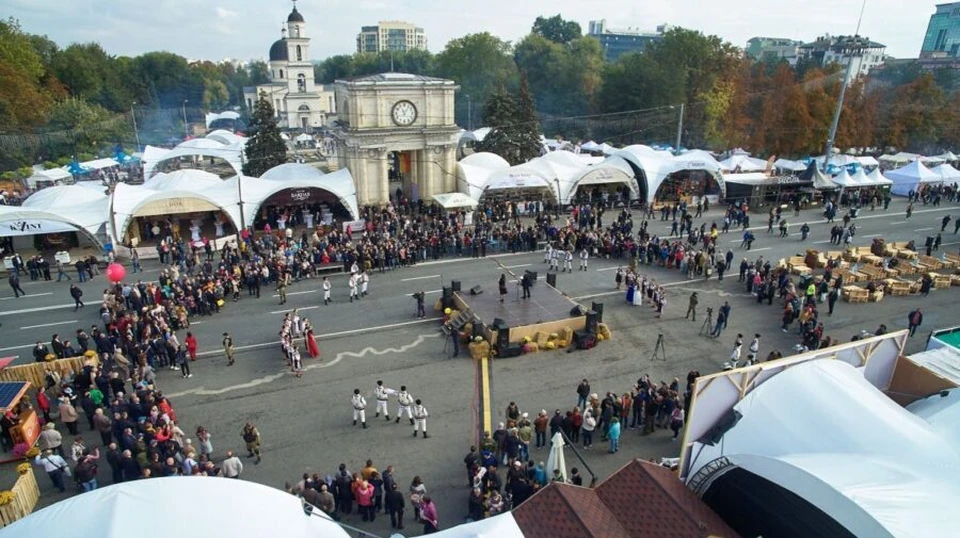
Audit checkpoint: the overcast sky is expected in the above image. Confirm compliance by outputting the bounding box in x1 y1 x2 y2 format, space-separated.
5 0 936 62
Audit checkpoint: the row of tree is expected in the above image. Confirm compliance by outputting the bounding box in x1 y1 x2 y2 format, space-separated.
3 14 960 175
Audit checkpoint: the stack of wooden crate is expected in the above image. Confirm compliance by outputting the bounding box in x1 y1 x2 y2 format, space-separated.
842 285 869 303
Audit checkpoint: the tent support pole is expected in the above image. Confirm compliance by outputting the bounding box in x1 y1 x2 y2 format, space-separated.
560 429 599 487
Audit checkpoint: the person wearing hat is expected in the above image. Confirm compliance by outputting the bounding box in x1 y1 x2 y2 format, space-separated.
38 422 64 457
351 389 367 428
241 422 261 464
685 292 699 321
222 332 235 366
517 413 532 461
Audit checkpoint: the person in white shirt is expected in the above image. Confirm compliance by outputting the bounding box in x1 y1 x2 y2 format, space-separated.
221 450 244 478
360 271 369 297
322 276 331 305
395 385 414 425
544 244 552 264
579 248 589 271
550 247 560 272
564 249 574 273
34 449 70 492
374 380 390 420
351 388 367 428
746 334 761 366
412 399 429 438
349 274 359 303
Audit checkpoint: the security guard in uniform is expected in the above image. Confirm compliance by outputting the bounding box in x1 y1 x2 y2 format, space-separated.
277 270 289 305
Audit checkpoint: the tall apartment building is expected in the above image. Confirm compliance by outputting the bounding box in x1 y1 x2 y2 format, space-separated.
587 19 669 61
745 37 804 64
798 34 886 77
921 2 960 58
357 21 427 53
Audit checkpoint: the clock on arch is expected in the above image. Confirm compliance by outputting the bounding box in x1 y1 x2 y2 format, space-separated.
391 100 417 126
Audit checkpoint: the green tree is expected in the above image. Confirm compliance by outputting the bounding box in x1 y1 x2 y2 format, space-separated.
515 72 543 163
476 85 522 164
532 15 582 44
0 18 55 132
434 33 518 126
514 33 603 117
242 91 287 176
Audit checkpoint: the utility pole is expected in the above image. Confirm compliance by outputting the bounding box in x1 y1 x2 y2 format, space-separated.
674 103 685 154
823 1 869 172
182 99 189 138
131 101 141 153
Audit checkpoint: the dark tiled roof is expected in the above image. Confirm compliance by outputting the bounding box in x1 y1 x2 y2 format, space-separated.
513 483 631 538
513 459 739 538
596 459 739 538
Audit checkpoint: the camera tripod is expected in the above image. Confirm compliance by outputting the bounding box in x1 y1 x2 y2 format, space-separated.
699 308 715 336
650 333 666 361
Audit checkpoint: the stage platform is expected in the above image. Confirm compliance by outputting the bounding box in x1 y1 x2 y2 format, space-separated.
452 279 587 344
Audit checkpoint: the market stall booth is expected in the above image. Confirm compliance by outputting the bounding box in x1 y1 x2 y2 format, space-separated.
0 380 40 460
885 159 941 196
649 150 725 207
0 184 110 260
562 155 637 206
723 172 813 210
246 164 359 230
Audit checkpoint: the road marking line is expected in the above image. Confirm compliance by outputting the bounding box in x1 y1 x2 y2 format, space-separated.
195 317 438 356
504 264 531 269
271 290 316 297
0 304 75 317
890 221 908 225
401 274 440 282
0 343 35 353
813 240 832 244
0 292 53 301
20 320 78 330
914 228 934 232
596 267 620 272
270 305 319 315
748 247 772 251
862 234 883 238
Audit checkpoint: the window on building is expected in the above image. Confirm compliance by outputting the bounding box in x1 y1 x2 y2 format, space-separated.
297 74 306 93
296 45 302 62
279 69 284 79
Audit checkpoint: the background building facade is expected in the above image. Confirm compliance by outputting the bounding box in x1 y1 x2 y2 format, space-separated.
798 34 886 77
745 37 804 65
921 2 960 58
356 21 427 53
587 19 668 61
243 6 336 131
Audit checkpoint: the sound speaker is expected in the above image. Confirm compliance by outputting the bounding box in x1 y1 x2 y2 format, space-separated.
451 280 462 292
573 330 596 350
501 343 523 358
524 270 537 287
496 327 510 350
472 322 486 340
591 302 604 323
585 310 598 334
470 285 483 296
492 318 506 330
546 272 557 288
570 305 585 316
442 287 454 309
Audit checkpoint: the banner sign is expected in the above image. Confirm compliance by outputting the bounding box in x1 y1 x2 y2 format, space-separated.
1 219 76 236
342 219 366 235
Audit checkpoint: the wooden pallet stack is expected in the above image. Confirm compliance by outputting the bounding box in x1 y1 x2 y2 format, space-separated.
883 279 912 296
788 256 812 276
929 272 952 289
842 285 869 303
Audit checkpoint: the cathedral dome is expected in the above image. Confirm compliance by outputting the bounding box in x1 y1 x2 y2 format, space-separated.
269 39 288 62
287 7 304 23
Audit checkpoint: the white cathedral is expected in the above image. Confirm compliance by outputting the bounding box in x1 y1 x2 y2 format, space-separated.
243 3 336 130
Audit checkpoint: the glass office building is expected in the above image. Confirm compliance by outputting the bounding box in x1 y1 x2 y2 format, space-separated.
921 2 960 58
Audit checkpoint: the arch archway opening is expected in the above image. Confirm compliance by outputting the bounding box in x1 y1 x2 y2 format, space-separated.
654 170 723 207
255 187 352 231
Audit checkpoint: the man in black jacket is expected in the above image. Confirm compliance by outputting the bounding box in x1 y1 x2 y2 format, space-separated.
70 284 84 311
8 272 25 298
385 482 405 530
32 342 49 362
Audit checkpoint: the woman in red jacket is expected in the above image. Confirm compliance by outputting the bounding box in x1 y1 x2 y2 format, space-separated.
185 332 198 361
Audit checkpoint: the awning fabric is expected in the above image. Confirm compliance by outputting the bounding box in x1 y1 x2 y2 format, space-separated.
432 192 478 209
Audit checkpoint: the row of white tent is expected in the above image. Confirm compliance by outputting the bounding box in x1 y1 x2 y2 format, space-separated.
0 164 359 249
141 129 248 180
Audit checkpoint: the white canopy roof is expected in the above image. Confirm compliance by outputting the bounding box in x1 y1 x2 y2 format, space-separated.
720 154 769 173
205 110 241 127
433 513 525 538
722 172 772 185
935 151 959 162
867 168 893 186
886 159 942 195
456 152 511 201
3 477 349 538
773 158 808 172
856 155 880 167
206 129 246 146
25 167 73 189
562 155 638 203
0 185 109 244
254 164 359 219
832 169 856 187
81 157 121 171
879 152 920 165
111 170 240 242
580 140 601 152
932 163 960 182
688 359 960 538
849 167 872 186
143 136 245 180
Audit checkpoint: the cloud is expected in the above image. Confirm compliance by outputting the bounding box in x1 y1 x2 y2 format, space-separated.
216 6 238 19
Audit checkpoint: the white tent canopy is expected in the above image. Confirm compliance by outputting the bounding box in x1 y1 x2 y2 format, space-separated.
111 170 240 243
867 168 893 186
432 513 525 538
204 110 241 128
935 151 959 162
456 152 511 201
580 140 601 152
687 360 960 538
720 154 769 173
886 159 942 195
3 477 349 538
856 155 880 168
254 164 360 220
143 136 245 180
931 163 960 182
562 155 638 203
0 185 110 246
773 158 808 172
25 167 73 189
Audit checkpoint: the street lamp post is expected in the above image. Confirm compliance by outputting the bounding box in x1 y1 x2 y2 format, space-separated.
674 103 685 154
822 35 868 173
131 101 141 153
181 99 189 138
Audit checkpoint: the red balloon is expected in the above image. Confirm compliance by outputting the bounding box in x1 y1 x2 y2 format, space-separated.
106 263 126 283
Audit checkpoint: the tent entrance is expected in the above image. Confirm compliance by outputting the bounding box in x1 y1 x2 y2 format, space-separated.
256 187 350 230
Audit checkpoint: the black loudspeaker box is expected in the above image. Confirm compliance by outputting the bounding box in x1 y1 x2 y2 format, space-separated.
591 302 604 323
585 310 599 334
442 287 452 300
573 330 596 350
501 343 524 358
524 270 537 287
472 322 486 340
570 305 585 316
546 272 557 288
451 280 462 292
470 285 483 295
497 328 510 350
492 318 506 330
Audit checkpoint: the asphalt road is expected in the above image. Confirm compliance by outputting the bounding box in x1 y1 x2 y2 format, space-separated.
4 197 960 536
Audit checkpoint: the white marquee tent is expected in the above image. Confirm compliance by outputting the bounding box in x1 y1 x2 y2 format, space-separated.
867 168 893 186
931 163 960 183
0 184 110 247
720 154 769 173
686 359 960 538
3 477 350 538
563 155 638 203
142 135 246 180
25 166 73 189
456 152 511 201
772 158 808 173
885 159 942 195
204 110 241 128
432 192 478 210
255 163 359 219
